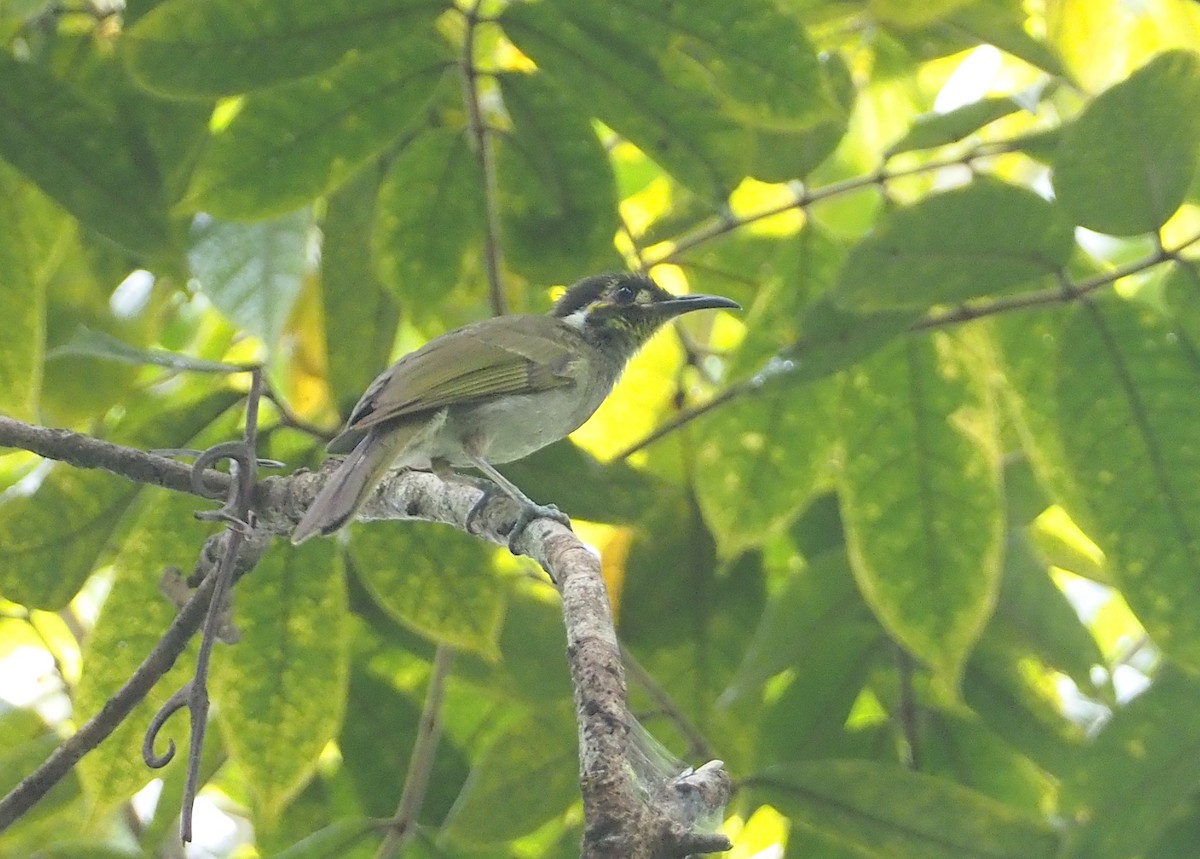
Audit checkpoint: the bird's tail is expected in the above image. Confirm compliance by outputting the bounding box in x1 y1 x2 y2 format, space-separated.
292 429 406 544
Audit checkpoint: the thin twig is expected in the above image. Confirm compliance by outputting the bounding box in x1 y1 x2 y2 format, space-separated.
646 144 1020 268
615 231 1200 460
460 0 507 315
0 573 217 831
375 645 456 859
895 646 920 770
176 370 265 842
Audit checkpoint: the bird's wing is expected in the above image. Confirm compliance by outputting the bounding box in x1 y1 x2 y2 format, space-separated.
329 316 581 449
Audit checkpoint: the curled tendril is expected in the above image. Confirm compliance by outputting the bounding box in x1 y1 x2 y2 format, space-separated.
142 685 190 768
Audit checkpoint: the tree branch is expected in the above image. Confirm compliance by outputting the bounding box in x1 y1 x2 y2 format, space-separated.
375 644 455 859
2 422 730 853
0 416 232 499
460 0 507 316
0 527 272 831
615 232 1200 461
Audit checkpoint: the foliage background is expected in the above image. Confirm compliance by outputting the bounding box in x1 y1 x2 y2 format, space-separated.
3 0 1200 856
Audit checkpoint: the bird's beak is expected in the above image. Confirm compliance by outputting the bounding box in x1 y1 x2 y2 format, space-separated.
654 293 741 319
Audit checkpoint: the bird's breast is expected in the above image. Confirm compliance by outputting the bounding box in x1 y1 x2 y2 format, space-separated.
441 382 612 465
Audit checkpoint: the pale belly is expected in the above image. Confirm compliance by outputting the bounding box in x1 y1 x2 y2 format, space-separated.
399 385 609 469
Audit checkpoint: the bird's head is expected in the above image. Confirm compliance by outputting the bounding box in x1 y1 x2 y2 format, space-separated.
552 272 739 353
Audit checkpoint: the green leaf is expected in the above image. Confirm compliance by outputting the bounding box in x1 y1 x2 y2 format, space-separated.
652 0 834 132
213 540 350 827
0 389 240 608
124 0 446 97
871 0 975 28
372 128 485 307
1056 299 1200 669
188 209 315 347
339 670 469 823
963 644 1082 780
444 713 578 845
723 550 877 705
1062 670 1200 859
502 439 663 526
0 166 50 419
754 759 1059 859
785 292 920 383
0 54 169 256
1053 50 1200 236
834 178 1075 311
496 72 622 283
0 709 80 829
47 326 247 373
183 41 451 219
321 169 401 419
502 0 752 198
349 521 506 658
74 490 215 807
837 332 1003 689
919 712 1049 814
990 529 1102 690
750 52 855 182
887 96 1028 156
693 375 838 555
267 819 378 859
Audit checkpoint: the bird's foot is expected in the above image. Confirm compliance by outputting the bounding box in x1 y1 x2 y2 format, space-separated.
466 486 572 552
505 501 571 552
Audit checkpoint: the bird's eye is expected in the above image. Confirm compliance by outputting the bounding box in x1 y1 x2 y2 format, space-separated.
613 284 637 304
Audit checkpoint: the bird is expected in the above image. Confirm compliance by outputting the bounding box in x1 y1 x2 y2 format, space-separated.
291 272 739 546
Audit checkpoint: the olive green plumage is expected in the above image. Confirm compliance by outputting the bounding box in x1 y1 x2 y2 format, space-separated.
292 272 738 544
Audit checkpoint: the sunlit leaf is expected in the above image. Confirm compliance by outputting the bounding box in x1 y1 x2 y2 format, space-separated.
1053 50 1200 236
349 521 506 658
834 178 1075 311
754 759 1059 859
1056 299 1200 669
188 209 315 347
838 332 1003 689
0 390 240 608
213 540 349 827
125 0 446 96
887 96 1029 157
0 54 169 256
183 41 452 219
74 490 217 807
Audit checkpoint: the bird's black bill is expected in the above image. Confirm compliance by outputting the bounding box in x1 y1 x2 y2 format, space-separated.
653 293 741 317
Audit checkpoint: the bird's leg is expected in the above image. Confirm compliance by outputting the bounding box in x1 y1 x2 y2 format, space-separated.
462 452 571 550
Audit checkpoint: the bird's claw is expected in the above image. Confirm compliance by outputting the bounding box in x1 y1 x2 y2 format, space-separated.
466 489 572 552
506 502 571 552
